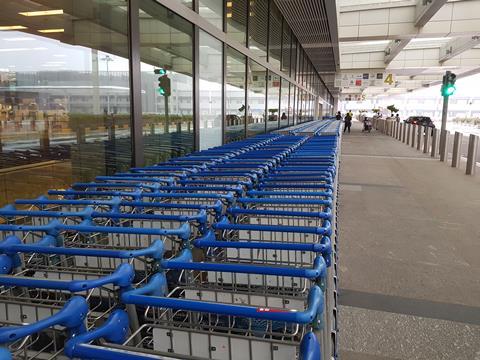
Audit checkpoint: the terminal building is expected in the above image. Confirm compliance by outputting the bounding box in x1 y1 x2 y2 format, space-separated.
0 0 336 204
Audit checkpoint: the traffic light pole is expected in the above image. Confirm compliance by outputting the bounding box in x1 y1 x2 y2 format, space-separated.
439 94 449 161
164 96 169 134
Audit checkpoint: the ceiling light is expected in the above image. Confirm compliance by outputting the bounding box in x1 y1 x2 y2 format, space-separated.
3 37 35 41
38 28 64 33
0 25 27 31
19 9 63 17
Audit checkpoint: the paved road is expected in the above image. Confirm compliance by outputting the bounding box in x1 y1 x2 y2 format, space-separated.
338 123 480 360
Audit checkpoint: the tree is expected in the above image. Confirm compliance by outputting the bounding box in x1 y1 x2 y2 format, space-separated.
387 105 399 117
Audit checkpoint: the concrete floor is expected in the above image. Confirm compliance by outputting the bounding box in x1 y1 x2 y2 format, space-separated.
337 122 480 360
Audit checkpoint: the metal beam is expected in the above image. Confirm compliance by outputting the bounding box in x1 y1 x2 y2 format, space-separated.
415 0 448 28
384 39 410 65
439 36 480 63
324 0 341 71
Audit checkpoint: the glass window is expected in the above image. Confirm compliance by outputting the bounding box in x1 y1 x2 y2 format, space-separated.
226 0 248 45
248 0 268 60
280 79 290 128
139 0 194 165
199 30 223 150
247 59 266 137
268 1 282 69
291 39 297 79
199 0 223 29
291 86 296 125
0 0 131 205
281 21 291 75
267 72 280 132
225 47 246 143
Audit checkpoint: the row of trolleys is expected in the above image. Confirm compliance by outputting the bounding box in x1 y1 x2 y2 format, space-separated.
0 125 340 360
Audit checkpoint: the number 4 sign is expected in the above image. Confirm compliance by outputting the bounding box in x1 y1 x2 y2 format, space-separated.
384 73 394 86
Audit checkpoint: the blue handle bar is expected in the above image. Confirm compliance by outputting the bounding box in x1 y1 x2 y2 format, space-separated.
71 182 159 192
299 332 322 360
193 230 332 256
64 310 130 359
162 249 326 280
122 280 323 324
228 206 332 220
0 236 164 262
0 219 191 241
96 176 175 186
0 263 134 292
0 296 88 344
237 197 333 207
214 217 331 236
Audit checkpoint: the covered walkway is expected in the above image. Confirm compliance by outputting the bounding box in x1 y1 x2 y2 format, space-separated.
338 121 480 360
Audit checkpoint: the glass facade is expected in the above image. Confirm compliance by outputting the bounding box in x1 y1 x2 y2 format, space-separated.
0 0 333 205
225 47 246 143
267 72 281 132
247 59 266 137
199 30 223 149
139 0 194 165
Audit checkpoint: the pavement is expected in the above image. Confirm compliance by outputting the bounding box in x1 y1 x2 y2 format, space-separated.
337 121 480 360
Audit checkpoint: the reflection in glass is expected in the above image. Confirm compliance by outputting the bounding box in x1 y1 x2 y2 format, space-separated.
291 39 297 80
290 85 296 126
247 60 266 137
268 2 282 69
139 0 194 165
225 47 246 143
0 0 131 205
199 0 223 29
248 0 268 60
281 21 291 75
267 72 280 132
280 79 290 128
226 0 247 45
199 30 222 149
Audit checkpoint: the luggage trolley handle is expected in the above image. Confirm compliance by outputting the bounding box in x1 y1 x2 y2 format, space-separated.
0 236 165 274
246 189 334 198
71 182 161 192
228 206 333 221
0 296 88 344
96 175 176 186
0 263 134 292
214 216 332 236
15 196 123 212
237 196 333 208
0 219 192 241
161 248 327 280
48 189 143 201
64 309 130 359
122 277 324 325
193 230 332 263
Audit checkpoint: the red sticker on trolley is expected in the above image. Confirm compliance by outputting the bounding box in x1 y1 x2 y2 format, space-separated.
256 307 291 313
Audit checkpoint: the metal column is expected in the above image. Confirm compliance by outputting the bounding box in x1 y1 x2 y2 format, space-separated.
466 134 479 175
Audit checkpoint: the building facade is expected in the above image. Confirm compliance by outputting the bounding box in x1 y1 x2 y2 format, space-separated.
0 0 334 204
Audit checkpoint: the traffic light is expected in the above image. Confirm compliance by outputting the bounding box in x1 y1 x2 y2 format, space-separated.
154 68 171 96
441 71 456 97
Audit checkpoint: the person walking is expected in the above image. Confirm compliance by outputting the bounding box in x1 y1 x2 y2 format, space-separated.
395 113 400 122
344 111 352 133
336 111 342 120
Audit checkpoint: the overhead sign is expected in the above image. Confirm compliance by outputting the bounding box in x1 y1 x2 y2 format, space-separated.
335 72 395 88
340 94 367 102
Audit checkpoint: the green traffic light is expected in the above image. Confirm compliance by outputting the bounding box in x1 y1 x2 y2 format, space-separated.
442 84 456 97
157 87 165 95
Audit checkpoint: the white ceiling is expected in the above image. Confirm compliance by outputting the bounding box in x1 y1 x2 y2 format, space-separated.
336 0 480 99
